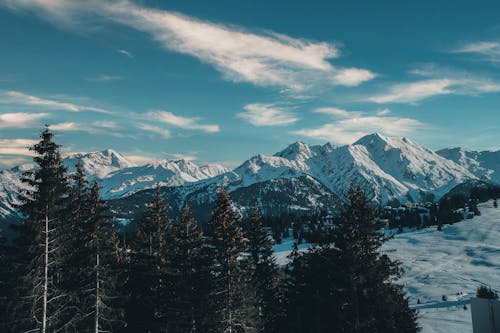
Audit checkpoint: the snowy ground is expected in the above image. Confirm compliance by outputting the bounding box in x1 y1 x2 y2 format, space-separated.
273 200 500 333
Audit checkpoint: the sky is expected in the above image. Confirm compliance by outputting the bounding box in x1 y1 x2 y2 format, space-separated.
0 0 499 168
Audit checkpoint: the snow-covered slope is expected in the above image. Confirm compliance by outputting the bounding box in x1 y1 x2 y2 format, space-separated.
100 159 229 199
274 200 500 333
0 150 229 219
63 149 136 178
0 134 495 221
227 133 476 204
437 147 500 184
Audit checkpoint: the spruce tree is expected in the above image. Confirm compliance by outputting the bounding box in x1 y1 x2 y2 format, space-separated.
159 202 212 332
13 126 71 332
246 202 281 332
87 182 126 332
123 183 168 332
329 188 419 333
282 188 419 333
208 188 257 333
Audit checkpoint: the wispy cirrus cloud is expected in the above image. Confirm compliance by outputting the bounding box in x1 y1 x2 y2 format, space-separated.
0 112 48 128
146 110 219 133
86 74 122 82
0 90 111 113
293 107 423 144
331 68 376 87
313 107 362 118
0 0 375 92
452 41 500 62
138 123 172 138
367 64 500 104
237 103 298 126
368 79 454 104
0 138 37 156
294 117 423 144
49 122 79 131
117 49 134 58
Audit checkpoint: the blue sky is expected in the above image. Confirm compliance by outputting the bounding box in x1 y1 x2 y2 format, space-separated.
0 0 499 168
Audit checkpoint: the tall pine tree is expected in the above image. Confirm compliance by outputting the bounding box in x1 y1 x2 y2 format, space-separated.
246 202 281 332
208 188 257 333
13 126 71 332
123 183 168 332
159 202 212 332
282 188 419 333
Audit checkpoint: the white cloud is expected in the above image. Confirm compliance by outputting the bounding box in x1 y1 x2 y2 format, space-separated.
165 153 197 161
123 154 157 165
0 157 30 168
0 0 375 91
368 79 454 104
0 90 110 113
49 122 78 131
452 41 500 61
237 103 298 126
138 123 171 138
0 112 48 128
313 107 361 118
117 49 134 58
86 74 122 82
93 120 118 129
332 68 376 86
146 110 219 133
0 139 37 156
376 108 391 116
293 116 423 145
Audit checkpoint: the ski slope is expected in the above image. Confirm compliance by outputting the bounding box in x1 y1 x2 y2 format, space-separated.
273 200 500 333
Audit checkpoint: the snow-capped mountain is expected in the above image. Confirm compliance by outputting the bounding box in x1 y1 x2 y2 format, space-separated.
63 149 136 178
2 133 498 222
99 159 229 199
220 133 476 204
436 147 500 184
0 150 228 220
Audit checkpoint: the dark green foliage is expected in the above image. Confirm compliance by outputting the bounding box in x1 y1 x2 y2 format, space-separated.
282 188 420 333
12 126 71 332
158 202 212 332
476 285 498 299
246 202 282 332
208 188 258 333
123 184 168 332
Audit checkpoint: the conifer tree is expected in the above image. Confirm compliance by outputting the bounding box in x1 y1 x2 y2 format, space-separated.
123 183 168 332
159 202 212 332
208 188 257 333
282 188 419 333
87 182 126 332
329 188 419 333
246 202 281 332
13 126 71 332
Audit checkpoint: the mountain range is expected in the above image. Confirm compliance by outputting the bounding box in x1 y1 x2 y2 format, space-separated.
1 133 499 223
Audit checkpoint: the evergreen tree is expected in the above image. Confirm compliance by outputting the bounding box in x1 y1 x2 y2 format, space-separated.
282 188 419 333
159 202 212 332
208 188 257 333
13 126 71 332
123 183 168 332
87 182 126 332
246 202 281 332
329 188 419 333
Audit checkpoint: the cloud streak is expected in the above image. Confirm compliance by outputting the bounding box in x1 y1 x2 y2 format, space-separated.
146 110 220 133
0 112 48 128
0 0 375 91
294 117 423 145
0 90 111 113
452 41 500 62
237 103 298 126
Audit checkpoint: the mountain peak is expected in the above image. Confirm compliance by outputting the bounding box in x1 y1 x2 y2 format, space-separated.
275 141 314 160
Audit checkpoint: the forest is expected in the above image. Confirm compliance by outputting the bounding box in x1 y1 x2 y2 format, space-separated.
0 128 419 332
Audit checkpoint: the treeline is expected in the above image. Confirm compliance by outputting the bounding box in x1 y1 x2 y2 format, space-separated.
0 128 419 332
